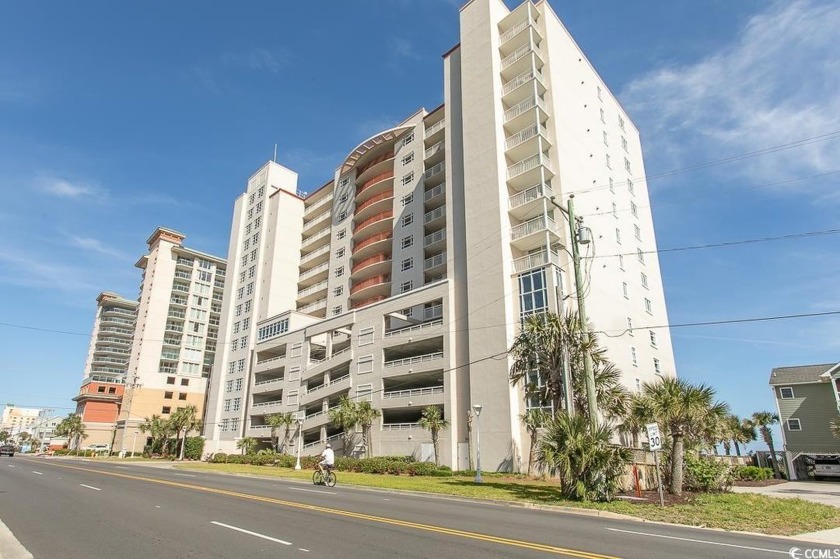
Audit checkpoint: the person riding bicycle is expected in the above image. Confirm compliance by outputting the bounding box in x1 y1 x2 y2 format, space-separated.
317 443 335 476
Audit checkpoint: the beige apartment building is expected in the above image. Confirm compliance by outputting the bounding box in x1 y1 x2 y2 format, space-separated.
112 227 226 455
205 0 676 470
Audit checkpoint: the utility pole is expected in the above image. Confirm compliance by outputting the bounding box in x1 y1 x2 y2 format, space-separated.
550 195 598 431
118 374 141 458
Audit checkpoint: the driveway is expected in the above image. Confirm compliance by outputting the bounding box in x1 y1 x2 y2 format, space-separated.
732 480 840 507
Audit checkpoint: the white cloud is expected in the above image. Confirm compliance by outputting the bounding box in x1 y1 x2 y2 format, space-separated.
68 236 128 260
0 248 99 293
37 176 102 199
622 0 840 189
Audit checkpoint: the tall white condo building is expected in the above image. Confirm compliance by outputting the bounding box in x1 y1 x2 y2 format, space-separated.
205 0 676 470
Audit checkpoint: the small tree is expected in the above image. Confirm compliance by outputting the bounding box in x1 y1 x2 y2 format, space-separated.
418 405 449 467
0 431 9 443
734 417 757 456
139 415 168 455
356 401 381 459
237 437 257 455
752 411 782 479
170 406 201 460
55 413 87 450
265 412 296 454
329 396 360 455
520 409 550 476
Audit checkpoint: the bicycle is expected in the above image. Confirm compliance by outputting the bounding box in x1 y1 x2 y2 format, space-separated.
312 465 337 487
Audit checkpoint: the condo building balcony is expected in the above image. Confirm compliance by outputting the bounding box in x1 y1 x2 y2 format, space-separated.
424 140 445 166
423 252 446 273
424 205 446 228
512 248 562 274
298 298 327 317
302 373 351 405
352 231 393 261
355 152 395 186
296 280 328 305
508 182 554 221
350 274 391 301
423 161 446 187
503 95 549 135
351 252 392 280
303 192 334 219
424 118 445 145
102 307 136 318
504 122 551 162
298 261 330 287
354 189 394 221
501 67 546 106
498 12 542 55
302 210 331 236
355 171 395 205
510 214 560 251
352 295 387 309
506 153 554 191
300 228 331 252
500 40 544 82
423 229 446 253
423 182 445 208
382 371 444 408
352 210 393 240
299 244 331 270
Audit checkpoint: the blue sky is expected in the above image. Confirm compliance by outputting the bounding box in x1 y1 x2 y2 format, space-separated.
2 1 839 451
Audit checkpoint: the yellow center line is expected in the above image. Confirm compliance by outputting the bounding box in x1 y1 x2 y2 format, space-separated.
38 460 620 559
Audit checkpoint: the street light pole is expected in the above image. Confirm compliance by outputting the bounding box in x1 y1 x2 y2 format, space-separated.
550 195 598 431
294 418 303 470
472 404 483 483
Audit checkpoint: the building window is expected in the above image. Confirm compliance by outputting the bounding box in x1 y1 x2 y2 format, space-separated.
241 255 248 266
243 317 250 329
240 337 248 349
618 254 625 270
256 201 263 213
220 419 229 431
233 398 241 411
525 369 551 411
337 229 346 240
635 378 641 392
254 216 262 229
336 247 345 259
622 282 628 299
246 282 254 295
231 418 239 431
600 108 605 123
249 193 255 205
618 115 625 131
628 179 634 194
649 330 657 347
357 355 374 375
401 235 414 249
335 266 344 278
609 177 614 194
181 378 189 386
252 232 260 244
625 157 632 173
178 393 187 401
165 391 173 399
237 359 245 372
637 248 645 264
779 387 795 399
338 210 347 222
162 406 171 415
359 327 375 346
247 208 254 219
644 298 652 313
250 249 257 262
631 347 638 366
239 271 246 283
235 304 242 317
518 268 547 319
400 281 413 293
787 418 802 431
627 317 633 335
258 186 264 198
634 224 641 239
243 238 250 250
612 202 617 217
167 376 176 385
402 214 414 227
339 193 349 204
402 172 414 186
246 223 252 235
290 343 302 358
287 390 299 407
653 358 661 375
631 202 638 217
402 132 414 146
615 228 621 244
402 193 414 206
401 258 414 271
333 286 343 297
621 136 628 152
401 153 414 166
235 378 243 391
339 176 349 188
606 154 611 168
597 86 602 100
332 306 343 316
225 380 233 392
244 300 252 312
289 366 301 381
641 272 648 289
356 383 373 402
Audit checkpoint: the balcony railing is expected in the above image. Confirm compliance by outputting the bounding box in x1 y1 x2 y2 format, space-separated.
424 141 444 159
511 215 556 240
504 96 548 123
512 249 561 273
424 206 445 224
300 244 331 265
502 68 544 96
356 152 394 177
424 229 446 247
352 253 391 275
256 355 284 366
383 386 444 399
298 280 328 299
350 275 390 295
306 373 350 396
331 346 352 360
500 42 542 70
301 228 331 250
354 210 393 233
424 161 445 180
508 183 553 210
385 319 443 338
507 153 553 179
176 257 194 267
505 123 548 151
298 299 327 314
355 190 394 215
424 252 446 270
499 16 536 45
384 351 444 368
424 183 445 203
304 192 334 216
353 231 392 253
299 261 330 282
424 304 443 321
383 423 421 431
357 171 394 196
425 119 445 137
252 400 283 408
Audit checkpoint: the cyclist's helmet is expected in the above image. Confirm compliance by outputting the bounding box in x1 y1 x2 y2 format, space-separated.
326 443 331 448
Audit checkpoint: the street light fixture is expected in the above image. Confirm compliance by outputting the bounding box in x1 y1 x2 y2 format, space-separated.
472 404 483 483
294 417 304 470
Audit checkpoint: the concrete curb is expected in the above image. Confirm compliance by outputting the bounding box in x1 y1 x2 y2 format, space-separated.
0 519 33 559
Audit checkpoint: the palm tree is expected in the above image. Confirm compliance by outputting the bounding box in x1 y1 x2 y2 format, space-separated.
418 405 449 467
55 413 87 450
619 394 653 448
520 409 550 476
733 417 757 456
752 411 782 479
328 396 360 455
265 412 295 453
641 378 729 495
237 436 257 455
0 431 9 443
355 401 381 458
139 415 168 455
509 313 574 413
170 406 200 460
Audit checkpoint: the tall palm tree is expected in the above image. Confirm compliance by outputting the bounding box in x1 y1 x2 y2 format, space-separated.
139 415 168 455
170 405 200 460
509 313 574 413
418 405 449 467
0 431 9 443
236 436 257 455
641 378 729 495
328 396 360 455
618 394 652 448
265 412 296 453
55 413 87 451
520 408 550 476
727 415 756 456
752 411 782 479
355 401 382 458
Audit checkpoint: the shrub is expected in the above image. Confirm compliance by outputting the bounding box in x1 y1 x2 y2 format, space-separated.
734 465 773 481
683 454 734 492
184 437 205 461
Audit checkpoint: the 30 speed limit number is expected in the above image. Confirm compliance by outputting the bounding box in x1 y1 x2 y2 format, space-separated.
646 423 662 451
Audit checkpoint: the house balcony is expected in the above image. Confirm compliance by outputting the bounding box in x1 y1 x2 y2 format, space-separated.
423 229 446 253
352 230 393 261
424 205 446 228
423 161 446 187
352 210 393 241
501 68 546 106
424 119 445 145
512 248 562 274
384 351 445 370
508 182 553 221
504 122 551 162
352 295 387 310
302 349 353 381
510 214 560 251
349 275 391 301
384 318 445 342
382 386 444 408
302 406 338 429
175 257 194 268
355 171 394 205
298 261 330 287
250 400 284 415
506 153 554 191
351 252 392 280
169 296 188 307
296 280 329 305
354 189 394 222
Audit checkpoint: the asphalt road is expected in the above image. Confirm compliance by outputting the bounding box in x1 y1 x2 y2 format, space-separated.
0 456 835 558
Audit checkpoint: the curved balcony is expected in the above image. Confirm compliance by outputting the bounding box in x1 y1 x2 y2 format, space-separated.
352 210 393 241
351 252 392 279
352 295 387 309
356 153 395 185
350 274 391 300
354 189 394 221
353 231 393 261
355 171 394 205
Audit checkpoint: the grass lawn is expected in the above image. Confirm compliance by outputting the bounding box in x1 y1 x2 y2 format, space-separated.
175 462 840 535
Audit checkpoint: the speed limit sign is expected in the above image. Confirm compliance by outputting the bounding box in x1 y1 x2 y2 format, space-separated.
646 423 663 451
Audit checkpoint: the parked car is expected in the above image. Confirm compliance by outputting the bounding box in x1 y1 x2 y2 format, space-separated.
814 458 840 481
0 445 15 457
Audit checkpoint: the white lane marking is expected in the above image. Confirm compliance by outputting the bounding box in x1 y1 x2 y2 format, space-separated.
155 505 161 508
173 473 196 477
604 528 789 555
114 466 129 469
382 498 391 501
299 549 310 552
32 471 43 475
6 465 14 468
211 521 291 545
79 484 101 491
288 486 337 496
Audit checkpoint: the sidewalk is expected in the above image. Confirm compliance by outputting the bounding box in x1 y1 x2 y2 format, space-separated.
732 481 840 507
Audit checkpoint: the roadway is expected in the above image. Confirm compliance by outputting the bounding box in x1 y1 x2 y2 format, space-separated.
0 456 834 558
